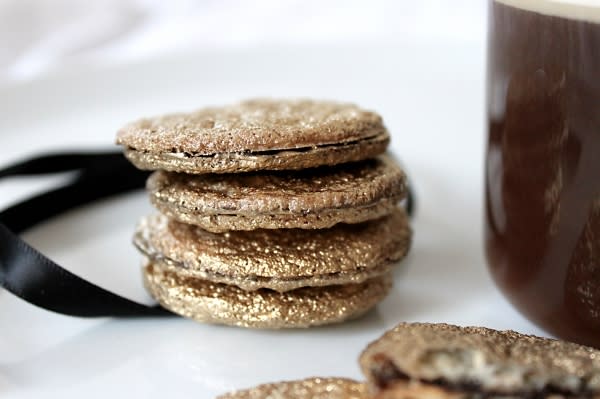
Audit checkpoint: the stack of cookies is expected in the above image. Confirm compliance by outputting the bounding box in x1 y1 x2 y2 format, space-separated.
116 99 412 328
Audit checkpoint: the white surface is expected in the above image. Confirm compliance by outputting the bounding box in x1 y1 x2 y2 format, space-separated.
0 41 547 398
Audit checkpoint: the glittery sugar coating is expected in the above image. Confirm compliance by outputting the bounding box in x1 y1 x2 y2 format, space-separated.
217 377 369 399
116 98 390 174
143 262 393 328
147 155 407 232
360 322 600 396
133 207 411 292
117 99 385 154
119 98 411 330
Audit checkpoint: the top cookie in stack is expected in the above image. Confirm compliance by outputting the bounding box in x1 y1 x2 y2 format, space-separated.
116 99 412 329
118 99 389 174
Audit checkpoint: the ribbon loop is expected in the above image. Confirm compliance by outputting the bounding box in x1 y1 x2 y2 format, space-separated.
0 151 171 317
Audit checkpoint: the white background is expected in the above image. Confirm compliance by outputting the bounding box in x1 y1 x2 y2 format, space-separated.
0 0 486 82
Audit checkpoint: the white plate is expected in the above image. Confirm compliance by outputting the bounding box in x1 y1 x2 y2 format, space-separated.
0 42 547 399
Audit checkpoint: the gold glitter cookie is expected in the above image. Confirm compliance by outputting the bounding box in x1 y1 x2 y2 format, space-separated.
147 156 406 232
359 322 600 398
116 99 389 174
217 377 369 399
134 207 411 292
366 381 466 399
143 262 393 328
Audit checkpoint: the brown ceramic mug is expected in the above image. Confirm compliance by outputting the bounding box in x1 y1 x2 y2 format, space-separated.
486 0 600 346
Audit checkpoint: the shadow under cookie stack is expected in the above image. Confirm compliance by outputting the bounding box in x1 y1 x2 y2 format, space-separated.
116 99 412 328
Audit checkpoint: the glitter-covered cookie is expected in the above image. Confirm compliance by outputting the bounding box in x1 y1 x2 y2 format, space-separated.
116 99 389 174
359 322 600 398
143 262 392 328
133 207 411 292
217 377 368 399
147 156 406 232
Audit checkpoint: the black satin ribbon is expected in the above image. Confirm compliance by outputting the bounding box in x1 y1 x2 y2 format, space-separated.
0 151 415 318
0 151 171 317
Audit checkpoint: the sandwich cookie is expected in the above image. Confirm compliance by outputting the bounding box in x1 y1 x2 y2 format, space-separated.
134 207 411 292
360 322 600 398
143 262 392 329
147 156 407 232
216 377 368 399
116 99 389 174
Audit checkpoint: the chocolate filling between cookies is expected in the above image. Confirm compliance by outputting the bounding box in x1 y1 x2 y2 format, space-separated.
369 354 596 398
136 251 397 292
128 132 388 158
